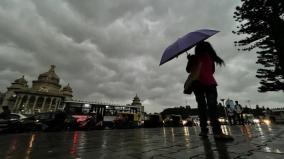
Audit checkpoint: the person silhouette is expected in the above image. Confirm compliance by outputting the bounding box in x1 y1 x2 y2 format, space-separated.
0 106 11 119
235 101 244 125
225 99 236 125
185 41 233 141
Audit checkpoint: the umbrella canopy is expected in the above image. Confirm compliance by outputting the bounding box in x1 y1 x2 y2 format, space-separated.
160 29 219 65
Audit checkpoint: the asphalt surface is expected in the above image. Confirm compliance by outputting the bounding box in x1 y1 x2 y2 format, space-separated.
0 124 283 159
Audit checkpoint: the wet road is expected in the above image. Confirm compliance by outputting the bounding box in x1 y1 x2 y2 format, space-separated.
0 124 284 159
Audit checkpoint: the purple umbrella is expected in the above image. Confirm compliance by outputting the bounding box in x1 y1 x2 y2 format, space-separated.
160 29 219 65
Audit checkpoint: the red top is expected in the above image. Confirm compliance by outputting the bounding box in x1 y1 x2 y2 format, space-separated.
187 53 217 86
197 53 217 86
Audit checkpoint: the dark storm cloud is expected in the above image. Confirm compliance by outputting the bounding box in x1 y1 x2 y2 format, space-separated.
0 0 283 113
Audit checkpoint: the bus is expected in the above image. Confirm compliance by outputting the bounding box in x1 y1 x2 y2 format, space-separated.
63 100 143 129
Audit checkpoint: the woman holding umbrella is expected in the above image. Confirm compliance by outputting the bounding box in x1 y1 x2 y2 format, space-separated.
186 41 233 140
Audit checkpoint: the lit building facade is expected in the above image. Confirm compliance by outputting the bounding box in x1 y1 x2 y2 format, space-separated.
1 65 145 117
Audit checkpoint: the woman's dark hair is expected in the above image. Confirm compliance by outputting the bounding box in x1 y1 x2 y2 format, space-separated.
195 41 225 66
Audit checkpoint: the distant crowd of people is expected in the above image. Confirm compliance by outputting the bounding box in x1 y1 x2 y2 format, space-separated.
225 99 244 125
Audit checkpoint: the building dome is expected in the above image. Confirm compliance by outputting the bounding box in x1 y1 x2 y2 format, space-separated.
14 76 28 85
32 65 61 93
8 76 28 90
62 83 72 92
131 94 142 106
62 83 73 100
37 65 60 84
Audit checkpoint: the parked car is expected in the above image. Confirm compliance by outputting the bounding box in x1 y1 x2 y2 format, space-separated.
74 114 102 131
265 109 284 124
218 117 228 125
0 113 27 133
182 116 196 126
164 115 183 127
20 112 72 132
143 114 164 128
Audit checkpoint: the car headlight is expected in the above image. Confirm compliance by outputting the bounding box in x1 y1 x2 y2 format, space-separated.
253 119 260 123
263 119 271 125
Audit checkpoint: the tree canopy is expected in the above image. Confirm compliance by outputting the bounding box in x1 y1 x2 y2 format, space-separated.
233 0 284 92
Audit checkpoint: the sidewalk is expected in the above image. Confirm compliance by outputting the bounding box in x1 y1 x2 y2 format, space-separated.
0 124 283 159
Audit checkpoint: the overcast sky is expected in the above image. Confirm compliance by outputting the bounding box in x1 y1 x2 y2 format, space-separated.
0 0 283 113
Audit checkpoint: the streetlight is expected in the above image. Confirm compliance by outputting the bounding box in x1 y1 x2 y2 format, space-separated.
247 100 251 108
247 100 252 113
246 100 254 121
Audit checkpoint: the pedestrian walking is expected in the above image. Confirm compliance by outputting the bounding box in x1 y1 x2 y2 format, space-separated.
225 99 236 125
235 101 244 125
185 41 233 141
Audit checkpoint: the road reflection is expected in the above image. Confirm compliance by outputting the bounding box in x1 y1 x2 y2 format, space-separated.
0 126 283 158
240 125 253 138
25 134 36 159
170 127 175 142
70 131 79 157
201 138 231 159
221 125 232 135
69 131 88 158
183 127 191 147
6 134 19 158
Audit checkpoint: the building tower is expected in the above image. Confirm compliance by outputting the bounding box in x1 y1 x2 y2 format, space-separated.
61 83 73 101
1 76 28 107
131 94 142 106
32 65 61 93
130 94 144 120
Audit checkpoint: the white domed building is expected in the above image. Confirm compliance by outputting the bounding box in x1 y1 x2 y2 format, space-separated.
1 65 73 114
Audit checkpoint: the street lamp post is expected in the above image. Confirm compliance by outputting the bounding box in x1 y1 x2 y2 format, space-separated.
247 100 251 108
246 100 255 122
